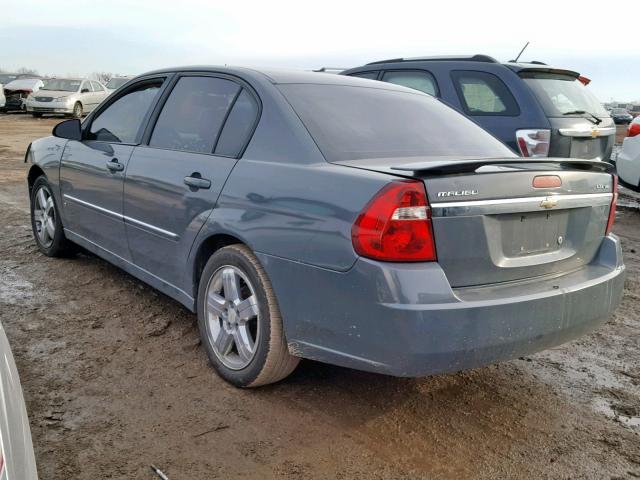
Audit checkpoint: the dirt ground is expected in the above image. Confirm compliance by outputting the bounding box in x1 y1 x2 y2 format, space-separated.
0 114 639 479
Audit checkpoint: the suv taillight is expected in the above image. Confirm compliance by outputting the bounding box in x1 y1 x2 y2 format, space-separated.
628 121 640 138
605 175 618 235
516 129 551 157
352 180 436 262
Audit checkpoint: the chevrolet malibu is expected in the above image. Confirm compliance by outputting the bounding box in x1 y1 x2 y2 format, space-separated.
25 67 625 387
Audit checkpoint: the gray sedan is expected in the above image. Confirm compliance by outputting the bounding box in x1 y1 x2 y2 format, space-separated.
25 67 624 387
26 78 109 118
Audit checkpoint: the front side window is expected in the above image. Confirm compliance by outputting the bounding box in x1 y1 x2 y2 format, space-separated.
149 76 240 154
382 70 438 96
278 84 514 162
452 71 519 116
349 71 379 80
88 81 163 143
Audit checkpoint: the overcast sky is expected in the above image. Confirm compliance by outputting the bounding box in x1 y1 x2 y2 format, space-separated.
2 0 638 101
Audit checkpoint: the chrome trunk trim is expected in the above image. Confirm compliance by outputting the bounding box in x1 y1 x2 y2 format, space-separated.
558 127 616 138
431 193 612 217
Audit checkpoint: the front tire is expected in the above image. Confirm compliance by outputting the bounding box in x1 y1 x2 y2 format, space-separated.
30 176 75 257
72 102 83 119
197 244 299 387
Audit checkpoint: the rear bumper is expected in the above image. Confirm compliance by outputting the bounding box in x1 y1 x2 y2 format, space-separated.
259 235 625 377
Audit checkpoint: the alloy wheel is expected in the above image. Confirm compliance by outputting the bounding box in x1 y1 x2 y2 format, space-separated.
205 265 260 370
33 186 56 248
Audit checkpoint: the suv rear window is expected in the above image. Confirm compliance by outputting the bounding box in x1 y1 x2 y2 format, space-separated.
519 72 608 118
279 84 514 162
451 71 519 116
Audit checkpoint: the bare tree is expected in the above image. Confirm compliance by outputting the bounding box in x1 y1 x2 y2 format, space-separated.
91 72 114 84
15 67 39 75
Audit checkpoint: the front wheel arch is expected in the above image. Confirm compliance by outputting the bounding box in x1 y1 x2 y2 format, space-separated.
27 165 45 194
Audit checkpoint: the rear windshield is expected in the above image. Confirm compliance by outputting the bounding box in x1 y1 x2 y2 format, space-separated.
520 72 608 118
278 84 514 162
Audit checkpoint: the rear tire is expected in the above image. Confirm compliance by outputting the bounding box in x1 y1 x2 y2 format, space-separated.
30 176 76 257
197 244 299 387
72 102 83 119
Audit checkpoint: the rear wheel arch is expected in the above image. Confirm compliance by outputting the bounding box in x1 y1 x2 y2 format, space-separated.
192 233 246 299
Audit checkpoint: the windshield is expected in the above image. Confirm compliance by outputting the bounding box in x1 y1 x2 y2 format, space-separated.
279 84 515 162
611 108 629 114
0 74 19 84
106 77 130 90
520 72 608 117
42 79 81 92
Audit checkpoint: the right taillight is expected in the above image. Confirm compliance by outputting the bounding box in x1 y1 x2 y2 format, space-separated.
516 129 551 157
628 121 640 138
606 174 618 235
352 180 436 262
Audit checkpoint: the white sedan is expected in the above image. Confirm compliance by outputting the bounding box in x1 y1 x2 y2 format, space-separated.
617 117 640 190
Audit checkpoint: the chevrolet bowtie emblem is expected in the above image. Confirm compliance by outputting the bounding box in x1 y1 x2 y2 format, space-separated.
540 197 558 209
591 127 600 138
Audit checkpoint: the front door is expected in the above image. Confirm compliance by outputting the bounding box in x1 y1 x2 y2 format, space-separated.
123 75 260 287
59 78 166 260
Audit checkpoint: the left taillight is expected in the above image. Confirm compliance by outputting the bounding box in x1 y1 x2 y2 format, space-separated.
606 174 618 235
352 180 436 262
516 129 551 158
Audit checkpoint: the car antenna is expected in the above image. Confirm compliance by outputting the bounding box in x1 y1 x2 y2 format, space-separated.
510 41 530 63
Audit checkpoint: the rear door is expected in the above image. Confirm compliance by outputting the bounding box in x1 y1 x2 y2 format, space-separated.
59 78 166 260
123 74 260 287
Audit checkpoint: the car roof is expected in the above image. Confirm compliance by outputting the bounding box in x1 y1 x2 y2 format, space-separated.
138 65 419 90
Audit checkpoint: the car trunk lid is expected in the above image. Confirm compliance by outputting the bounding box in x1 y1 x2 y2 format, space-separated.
336 157 615 287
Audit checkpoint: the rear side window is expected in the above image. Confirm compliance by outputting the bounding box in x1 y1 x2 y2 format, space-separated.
150 76 240 154
91 81 104 92
451 71 519 116
214 89 259 157
88 81 163 143
81 81 93 92
279 84 514 162
349 71 379 80
381 70 438 96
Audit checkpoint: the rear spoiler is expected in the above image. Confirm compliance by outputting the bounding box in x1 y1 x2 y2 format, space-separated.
389 158 615 175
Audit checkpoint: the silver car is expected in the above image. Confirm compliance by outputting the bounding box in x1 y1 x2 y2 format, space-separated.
26 78 109 118
0 321 38 479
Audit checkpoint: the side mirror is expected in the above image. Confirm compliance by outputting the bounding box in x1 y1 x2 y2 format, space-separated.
52 119 82 141
81 88 90 93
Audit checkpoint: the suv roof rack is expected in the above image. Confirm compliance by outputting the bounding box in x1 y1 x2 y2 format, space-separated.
365 54 499 66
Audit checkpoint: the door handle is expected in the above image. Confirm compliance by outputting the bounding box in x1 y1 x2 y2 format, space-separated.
184 174 211 190
106 158 124 172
